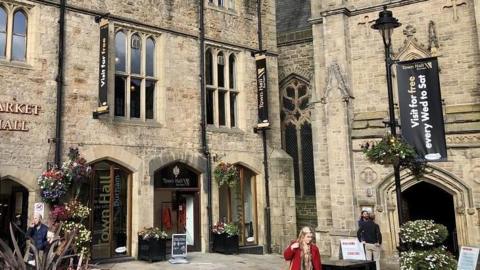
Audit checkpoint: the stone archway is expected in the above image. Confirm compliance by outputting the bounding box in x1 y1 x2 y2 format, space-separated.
376 165 473 254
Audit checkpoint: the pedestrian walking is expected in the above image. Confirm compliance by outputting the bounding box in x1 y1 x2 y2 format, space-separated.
357 213 382 270
283 226 322 270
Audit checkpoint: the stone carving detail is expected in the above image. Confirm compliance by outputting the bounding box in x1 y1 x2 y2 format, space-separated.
470 166 480 184
322 62 353 103
360 167 378 184
428 21 440 56
395 24 431 61
358 15 375 36
442 0 467 22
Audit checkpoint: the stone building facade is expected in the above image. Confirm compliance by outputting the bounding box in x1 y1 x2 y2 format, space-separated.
278 0 480 263
0 0 297 259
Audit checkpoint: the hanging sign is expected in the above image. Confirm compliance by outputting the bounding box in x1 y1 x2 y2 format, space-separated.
396 57 447 162
340 239 366 260
94 19 109 117
255 53 269 127
457 246 479 270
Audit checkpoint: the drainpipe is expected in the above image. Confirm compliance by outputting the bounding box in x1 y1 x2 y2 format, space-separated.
54 0 66 167
199 0 213 252
256 0 272 254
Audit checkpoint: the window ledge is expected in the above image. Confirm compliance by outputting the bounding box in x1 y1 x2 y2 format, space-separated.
107 116 163 128
0 59 33 70
206 3 237 16
207 125 244 134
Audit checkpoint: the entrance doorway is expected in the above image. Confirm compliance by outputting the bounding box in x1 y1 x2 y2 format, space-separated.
77 161 132 260
403 181 458 254
154 162 200 251
0 178 29 250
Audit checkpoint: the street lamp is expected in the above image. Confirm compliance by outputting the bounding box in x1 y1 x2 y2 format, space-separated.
371 7 405 227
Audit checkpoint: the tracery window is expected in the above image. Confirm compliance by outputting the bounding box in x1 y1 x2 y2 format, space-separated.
281 76 316 196
114 30 156 120
0 5 28 62
205 48 238 127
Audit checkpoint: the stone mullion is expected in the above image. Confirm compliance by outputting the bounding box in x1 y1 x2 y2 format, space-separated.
296 122 304 197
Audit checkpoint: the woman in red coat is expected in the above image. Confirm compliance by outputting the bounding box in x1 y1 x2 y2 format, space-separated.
283 227 322 270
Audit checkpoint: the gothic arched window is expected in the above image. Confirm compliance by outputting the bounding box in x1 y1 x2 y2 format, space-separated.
281 76 315 196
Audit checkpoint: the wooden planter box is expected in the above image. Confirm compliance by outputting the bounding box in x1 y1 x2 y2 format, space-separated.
137 236 167 262
212 233 239 254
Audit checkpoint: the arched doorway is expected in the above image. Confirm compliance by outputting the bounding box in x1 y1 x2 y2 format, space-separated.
0 178 29 249
403 181 458 254
153 162 201 251
218 165 258 247
76 161 132 260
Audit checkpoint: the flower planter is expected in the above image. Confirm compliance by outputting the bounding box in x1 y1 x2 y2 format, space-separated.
137 236 167 262
212 233 239 254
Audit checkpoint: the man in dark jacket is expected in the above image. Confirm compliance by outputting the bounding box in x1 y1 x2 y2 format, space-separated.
357 213 382 270
26 213 49 252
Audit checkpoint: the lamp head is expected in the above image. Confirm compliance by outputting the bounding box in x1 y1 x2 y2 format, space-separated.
371 6 401 47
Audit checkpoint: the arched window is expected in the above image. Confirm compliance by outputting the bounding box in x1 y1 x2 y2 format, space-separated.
115 30 157 120
205 48 238 127
115 31 126 72
205 49 213 85
130 33 141 75
205 49 214 124
146 37 155 77
0 6 6 58
12 10 27 61
281 77 315 196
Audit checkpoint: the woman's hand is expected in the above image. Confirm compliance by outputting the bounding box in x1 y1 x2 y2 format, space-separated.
291 242 299 250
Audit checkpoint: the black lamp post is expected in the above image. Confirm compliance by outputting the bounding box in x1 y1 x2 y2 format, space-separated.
371 7 405 227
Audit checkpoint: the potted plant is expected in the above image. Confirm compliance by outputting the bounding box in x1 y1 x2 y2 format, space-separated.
213 162 240 188
399 220 457 270
138 227 169 262
212 221 239 254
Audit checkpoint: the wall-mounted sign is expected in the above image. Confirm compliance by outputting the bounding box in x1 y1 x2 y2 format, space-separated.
154 163 198 189
93 18 109 118
397 57 447 162
255 53 269 127
0 101 41 131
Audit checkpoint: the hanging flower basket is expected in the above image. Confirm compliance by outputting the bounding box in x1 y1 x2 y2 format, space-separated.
37 168 68 204
62 147 92 185
213 162 240 188
361 134 427 178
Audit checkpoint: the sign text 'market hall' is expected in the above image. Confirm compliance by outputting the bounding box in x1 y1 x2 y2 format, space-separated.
0 101 41 131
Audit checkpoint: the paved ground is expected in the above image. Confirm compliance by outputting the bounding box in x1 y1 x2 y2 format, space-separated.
94 253 401 270
95 253 285 270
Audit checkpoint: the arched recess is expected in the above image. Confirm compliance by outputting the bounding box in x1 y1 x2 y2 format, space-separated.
148 150 207 179
376 165 473 252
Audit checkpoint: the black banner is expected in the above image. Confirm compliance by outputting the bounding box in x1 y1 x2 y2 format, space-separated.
255 54 269 126
98 19 109 108
396 57 447 162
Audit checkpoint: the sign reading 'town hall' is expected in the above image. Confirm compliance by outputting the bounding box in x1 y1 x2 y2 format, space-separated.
396 57 447 162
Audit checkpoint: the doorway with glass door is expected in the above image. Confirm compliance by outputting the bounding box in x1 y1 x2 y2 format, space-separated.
154 162 200 251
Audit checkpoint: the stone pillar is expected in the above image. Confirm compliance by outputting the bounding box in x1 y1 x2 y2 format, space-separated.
311 11 357 258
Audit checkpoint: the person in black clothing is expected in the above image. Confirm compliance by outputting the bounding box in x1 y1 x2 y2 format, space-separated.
26 213 49 261
358 210 369 241
357 213 382 270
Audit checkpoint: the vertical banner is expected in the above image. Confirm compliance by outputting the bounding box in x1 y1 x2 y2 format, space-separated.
97 19 109 109
255 54 270 127
396 57 447 161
